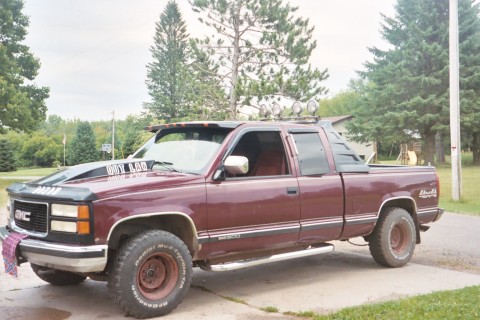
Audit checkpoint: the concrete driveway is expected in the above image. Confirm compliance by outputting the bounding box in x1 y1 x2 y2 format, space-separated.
1 212 480 319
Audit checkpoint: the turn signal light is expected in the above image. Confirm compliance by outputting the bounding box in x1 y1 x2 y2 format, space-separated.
77 221 90 235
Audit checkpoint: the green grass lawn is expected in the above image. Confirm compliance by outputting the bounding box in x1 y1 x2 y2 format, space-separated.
436 166 480 216
304 285 480 320
0 167 57 177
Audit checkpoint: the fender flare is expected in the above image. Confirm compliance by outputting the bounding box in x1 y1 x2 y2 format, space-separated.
377 196 421 244
107 211 201 256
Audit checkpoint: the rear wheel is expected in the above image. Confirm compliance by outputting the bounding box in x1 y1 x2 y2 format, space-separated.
31 264 86 286
108 230 192 318
368 207 416 267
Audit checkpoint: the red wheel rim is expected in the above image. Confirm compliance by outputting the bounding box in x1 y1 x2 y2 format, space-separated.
137 253 179 300
390 223 408 254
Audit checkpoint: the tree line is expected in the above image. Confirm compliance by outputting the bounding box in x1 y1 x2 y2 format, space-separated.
0 114 151 171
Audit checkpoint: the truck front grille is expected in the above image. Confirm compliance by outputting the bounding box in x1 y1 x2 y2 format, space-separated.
13 200 48 234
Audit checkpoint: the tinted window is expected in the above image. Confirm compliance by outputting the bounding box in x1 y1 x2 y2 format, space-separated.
292 133 330 175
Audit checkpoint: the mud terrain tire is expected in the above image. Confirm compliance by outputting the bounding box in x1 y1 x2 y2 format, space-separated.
108 230 192 318
369 207 416 268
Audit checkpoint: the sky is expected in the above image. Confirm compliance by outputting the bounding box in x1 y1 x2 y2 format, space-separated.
22 0 396 121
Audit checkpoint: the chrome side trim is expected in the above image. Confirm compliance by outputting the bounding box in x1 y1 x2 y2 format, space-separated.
301 220 344 231
344 216 378 226
205 225 300 243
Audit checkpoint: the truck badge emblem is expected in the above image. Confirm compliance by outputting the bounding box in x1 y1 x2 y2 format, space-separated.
14 209 31 222
419 188 437 199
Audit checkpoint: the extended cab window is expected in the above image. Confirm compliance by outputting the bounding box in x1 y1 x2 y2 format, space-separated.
292 132 330 176
230 131 289 177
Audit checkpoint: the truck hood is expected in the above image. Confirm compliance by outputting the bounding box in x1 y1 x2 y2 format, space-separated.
6 159 204 202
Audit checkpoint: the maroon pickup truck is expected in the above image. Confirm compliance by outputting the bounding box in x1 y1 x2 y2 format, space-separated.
1 120 443 318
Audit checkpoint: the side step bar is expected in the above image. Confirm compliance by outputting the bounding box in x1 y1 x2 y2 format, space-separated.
200 243 334 272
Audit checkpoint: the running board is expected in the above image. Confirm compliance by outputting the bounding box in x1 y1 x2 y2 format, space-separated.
200 243 334 272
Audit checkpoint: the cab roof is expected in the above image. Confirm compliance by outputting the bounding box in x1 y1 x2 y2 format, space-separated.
146 121 244 133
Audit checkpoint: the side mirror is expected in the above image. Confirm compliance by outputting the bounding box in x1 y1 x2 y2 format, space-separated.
224 155 249 175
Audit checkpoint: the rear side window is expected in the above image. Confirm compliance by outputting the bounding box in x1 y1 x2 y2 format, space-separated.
292 133 330 176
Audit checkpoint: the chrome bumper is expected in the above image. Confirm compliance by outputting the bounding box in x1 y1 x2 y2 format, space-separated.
0 226 107 273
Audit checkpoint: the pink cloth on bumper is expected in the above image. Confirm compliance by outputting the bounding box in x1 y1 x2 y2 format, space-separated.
2 232 28 277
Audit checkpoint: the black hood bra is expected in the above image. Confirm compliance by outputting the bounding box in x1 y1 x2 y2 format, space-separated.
7 159 155 202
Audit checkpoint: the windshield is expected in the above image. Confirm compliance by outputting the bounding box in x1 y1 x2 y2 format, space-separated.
133 127 231 174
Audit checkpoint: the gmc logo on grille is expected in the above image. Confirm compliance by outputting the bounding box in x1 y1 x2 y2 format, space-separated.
15 209 31 222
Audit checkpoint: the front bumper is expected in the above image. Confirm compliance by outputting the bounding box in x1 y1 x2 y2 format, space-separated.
0 226 107 273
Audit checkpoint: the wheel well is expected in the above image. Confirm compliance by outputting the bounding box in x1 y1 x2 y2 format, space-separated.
108 215 198 257
379 198 421 244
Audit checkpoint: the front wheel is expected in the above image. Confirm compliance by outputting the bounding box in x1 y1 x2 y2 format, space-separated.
368 207 416 268
108 230 192 318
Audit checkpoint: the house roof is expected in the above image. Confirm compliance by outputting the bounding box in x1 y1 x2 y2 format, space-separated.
322 115 353 124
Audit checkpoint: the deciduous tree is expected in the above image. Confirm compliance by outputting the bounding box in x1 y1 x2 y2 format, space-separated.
22 135 61 167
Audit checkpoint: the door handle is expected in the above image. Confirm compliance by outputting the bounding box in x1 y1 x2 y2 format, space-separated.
286 187 298 195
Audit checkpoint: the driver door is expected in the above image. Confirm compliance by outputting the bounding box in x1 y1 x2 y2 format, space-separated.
205 129 301 258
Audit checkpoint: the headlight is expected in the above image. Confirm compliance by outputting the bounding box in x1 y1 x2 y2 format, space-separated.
50 204 90 234
51 204 89 219
51 221 77 233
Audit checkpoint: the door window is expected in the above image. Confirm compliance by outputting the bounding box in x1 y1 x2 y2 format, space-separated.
229 131 289 177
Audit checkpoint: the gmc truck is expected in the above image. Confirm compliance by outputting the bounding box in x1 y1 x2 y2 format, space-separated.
1 120 443 318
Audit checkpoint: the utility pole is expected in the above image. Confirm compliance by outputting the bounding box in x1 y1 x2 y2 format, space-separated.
112 110 115 160
449 0 462 200
63 131 66 168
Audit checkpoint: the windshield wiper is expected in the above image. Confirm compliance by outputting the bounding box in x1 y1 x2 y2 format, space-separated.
153 161 182 173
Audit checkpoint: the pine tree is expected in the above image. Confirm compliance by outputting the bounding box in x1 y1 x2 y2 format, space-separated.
457 1 480 165
0 137 16 172
348 0 480 165
190 0 328 119
145 0 191 122
0 0 49 133
67 122 99 165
